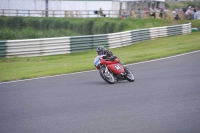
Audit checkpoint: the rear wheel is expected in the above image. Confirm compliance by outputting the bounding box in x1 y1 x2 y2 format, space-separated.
124 67 135 82
99 67 115 84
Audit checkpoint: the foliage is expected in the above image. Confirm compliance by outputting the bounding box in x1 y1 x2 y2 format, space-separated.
116 22 124 32
0 18 5 29
6 17 25 29
0 16 198 40
108 22 116 33
185 1 200 9
165 2 169 9
166 1 200 10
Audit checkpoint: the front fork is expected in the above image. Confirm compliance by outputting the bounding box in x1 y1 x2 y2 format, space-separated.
100 65 112 78
104 66 110 77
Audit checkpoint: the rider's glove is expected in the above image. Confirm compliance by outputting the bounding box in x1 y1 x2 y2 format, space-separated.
109 56 116 61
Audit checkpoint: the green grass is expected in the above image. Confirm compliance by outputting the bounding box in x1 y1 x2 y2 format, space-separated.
0 32 200 82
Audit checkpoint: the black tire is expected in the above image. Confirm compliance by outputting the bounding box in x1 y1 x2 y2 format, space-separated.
99 67 115 84
124 67 135 82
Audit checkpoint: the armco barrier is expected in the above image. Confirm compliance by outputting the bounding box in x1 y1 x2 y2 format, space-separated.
158 27 167 37
167 25 182 36
0 40 7 57
149 28 159 39
121 31 132 47
182 23 191 34
92 34 108 48
132 30 143 43
70 35 93 53
139 29 150 40
108 32 122 48
0 23 191 58
3 37 71 57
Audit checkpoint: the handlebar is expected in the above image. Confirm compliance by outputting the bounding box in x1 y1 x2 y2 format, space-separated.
102 56 117 61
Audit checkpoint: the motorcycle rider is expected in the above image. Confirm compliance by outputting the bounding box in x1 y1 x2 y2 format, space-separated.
94 46 115 69
97 46 113 57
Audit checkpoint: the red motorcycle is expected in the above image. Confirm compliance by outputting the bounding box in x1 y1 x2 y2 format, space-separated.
97 56 135 84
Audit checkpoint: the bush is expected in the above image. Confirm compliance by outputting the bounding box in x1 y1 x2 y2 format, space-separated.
42 18 52 30
68 22 74 31
101 21 109 34
0 28 15 40
116 22 124 32
21 28 39 39
165 3 169 9
0 18 5 29
54 20 62 29
92 20 102 34
186 1 200 9
79 23 84 34
82 20 94 35
108 22 116 33
6 17 25 29
62 20 70 29
0 16 185 40
28 19 42 30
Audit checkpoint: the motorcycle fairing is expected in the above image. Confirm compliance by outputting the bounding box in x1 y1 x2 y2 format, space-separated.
94 55 106 67
107 63 124 74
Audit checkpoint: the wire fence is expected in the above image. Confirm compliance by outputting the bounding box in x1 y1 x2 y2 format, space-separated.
0 9 199 20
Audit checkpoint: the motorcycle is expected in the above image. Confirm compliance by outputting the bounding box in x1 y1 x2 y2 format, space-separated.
94 55 135 84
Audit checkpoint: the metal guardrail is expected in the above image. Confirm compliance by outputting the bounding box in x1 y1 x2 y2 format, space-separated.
0 37 71 57
0 23 191 58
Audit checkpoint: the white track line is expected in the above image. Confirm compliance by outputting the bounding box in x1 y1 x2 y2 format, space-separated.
1 50 200 85
126 50 200 66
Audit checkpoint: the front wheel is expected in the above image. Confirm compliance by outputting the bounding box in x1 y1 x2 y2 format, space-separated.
99 67 115 84
124 67 135 82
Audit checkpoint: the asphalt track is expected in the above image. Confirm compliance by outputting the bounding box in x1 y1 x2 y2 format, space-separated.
0 51 200 133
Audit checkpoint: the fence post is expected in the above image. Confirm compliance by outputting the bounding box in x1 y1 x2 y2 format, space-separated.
182 12 185 20
28 10 30 17
17 10 18 16
43 10 44 17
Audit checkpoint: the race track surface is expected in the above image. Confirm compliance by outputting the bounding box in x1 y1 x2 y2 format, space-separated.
0 51 200 133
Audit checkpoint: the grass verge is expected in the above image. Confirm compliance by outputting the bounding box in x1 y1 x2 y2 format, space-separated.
0 32 200 82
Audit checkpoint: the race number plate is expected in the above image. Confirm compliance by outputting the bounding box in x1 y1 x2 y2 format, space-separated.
115 65 121 70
